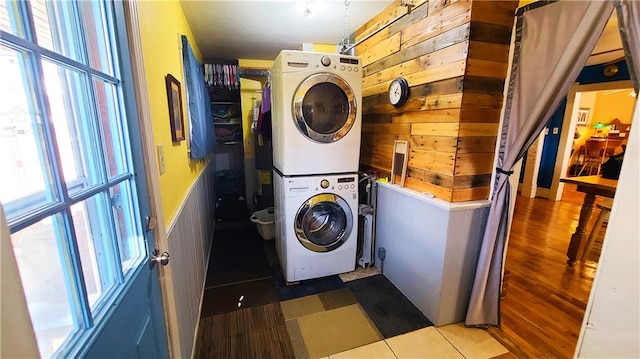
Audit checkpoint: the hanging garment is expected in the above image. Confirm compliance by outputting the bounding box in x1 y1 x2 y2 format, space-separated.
261 86 271 113
258 86 272 140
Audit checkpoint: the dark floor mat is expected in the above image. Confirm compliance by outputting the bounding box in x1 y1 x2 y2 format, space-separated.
345 274 433 338
206 225 272 287
201 278 279 318
272 265 345 301
195 302 295 359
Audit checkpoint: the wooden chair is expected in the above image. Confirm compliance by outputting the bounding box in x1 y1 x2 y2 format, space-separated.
581 199 613 261
578 138 608 176
604 138 625 158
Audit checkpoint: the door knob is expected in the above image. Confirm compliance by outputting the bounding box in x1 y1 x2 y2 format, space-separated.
150 249 170 269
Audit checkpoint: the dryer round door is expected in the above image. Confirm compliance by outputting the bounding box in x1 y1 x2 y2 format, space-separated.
292 73 357 143
294 193 353 252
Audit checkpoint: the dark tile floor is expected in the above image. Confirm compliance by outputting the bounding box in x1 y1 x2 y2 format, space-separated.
194 221 432 358
346 274 431 338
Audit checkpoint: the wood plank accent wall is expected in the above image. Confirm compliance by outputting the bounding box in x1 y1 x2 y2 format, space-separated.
356 0 517 202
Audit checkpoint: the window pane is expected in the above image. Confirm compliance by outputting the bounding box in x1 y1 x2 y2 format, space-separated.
11 215 79 358
79 1 113 75
0 0 26 37
0 45 58 220
42 60 104 195
110 181 145 274
71 194 116 310
30 0 83 63
94 78 127 178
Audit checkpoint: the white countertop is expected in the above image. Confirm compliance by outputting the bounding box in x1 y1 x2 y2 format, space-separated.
377 181 491 212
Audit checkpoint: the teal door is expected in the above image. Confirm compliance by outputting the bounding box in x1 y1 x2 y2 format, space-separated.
0 1 169 357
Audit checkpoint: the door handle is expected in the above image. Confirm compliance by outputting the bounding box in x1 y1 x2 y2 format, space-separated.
150 249 170 269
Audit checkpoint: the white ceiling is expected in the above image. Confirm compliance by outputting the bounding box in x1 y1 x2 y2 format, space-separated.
180 0 394 61
586 13 624 66
180 1 624 65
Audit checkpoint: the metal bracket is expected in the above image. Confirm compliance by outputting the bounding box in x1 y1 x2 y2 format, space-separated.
146 216 158 232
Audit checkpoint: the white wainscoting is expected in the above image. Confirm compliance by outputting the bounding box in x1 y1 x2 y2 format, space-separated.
374 182 490 326
165 160 216 358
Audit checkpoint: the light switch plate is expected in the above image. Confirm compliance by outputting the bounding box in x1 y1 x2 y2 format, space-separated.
552 127 559 134
157 144 166 175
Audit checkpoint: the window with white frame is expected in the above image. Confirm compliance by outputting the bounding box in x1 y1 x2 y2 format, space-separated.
0 1 146 357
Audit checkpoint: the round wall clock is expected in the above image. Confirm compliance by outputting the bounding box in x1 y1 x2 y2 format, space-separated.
389 77 409 107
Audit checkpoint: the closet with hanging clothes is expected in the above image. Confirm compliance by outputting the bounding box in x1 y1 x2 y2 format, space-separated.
206 59 248 222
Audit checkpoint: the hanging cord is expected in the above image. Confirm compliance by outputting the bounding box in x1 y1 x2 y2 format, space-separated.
340 0 351 54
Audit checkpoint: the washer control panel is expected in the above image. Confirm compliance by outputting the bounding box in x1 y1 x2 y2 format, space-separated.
313 176 357 193
284 175 358 199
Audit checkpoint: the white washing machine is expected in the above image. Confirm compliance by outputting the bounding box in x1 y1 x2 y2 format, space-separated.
274 171 358 282
271 50 362 176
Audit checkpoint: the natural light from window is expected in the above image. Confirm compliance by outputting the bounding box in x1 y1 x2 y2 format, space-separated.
1 1 146 357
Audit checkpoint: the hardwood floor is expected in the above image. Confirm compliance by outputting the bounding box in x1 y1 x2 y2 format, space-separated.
488 184 608 358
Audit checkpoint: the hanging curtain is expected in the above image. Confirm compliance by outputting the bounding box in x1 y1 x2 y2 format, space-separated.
182 35 215 159
615 1 640 89
465 0 615 327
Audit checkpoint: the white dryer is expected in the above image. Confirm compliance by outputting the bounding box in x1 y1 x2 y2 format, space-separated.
271 50 362 176
274 171 358 282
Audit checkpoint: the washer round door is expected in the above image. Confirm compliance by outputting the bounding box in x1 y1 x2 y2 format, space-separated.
294 193 353 252
292 73 357 143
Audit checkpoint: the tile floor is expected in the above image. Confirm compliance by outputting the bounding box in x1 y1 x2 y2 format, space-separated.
327 324 513 359
195 222 512 359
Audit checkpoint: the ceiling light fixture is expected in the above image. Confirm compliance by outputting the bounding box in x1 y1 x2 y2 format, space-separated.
299 1 314 18
603 64 619 77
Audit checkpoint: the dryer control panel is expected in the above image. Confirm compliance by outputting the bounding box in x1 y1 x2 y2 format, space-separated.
274 50 361 76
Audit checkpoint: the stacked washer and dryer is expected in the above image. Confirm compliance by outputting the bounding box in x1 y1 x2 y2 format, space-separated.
271 50 362 283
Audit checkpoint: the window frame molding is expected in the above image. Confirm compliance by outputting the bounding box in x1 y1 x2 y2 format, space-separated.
0 1 156 356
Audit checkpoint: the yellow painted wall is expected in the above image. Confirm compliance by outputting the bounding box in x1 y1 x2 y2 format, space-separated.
238 59 273 158
573 89 635 155
518 0 536 6
592 90 636 125
313 43 337 54
575 91 598 144
138 0 206 226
